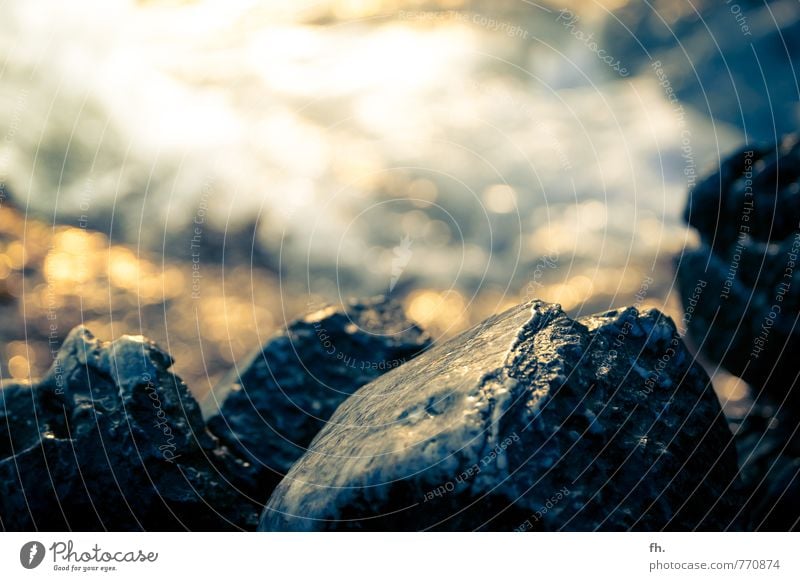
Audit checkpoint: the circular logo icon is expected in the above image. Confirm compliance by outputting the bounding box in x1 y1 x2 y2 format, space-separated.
20 541 46 569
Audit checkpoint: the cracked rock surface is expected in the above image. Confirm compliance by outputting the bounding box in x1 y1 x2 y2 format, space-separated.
0 327 260 531
0 299 428 530
204 297 431 500
261 301 741 531
0 301 429 531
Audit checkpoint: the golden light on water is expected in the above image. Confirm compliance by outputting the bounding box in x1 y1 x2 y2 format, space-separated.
109 248 144 290
0 206 288 393
6 241 27 270
6 340 33 379
8 355 31 379
712 370 754 420
6 211 678 371
0 255 11 280
482 184 517 214
405 289 469 337
0 0 727 401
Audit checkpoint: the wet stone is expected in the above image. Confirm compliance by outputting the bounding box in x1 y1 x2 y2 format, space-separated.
735 406 800 531
0 327 260 531
261 300 742 531
204 297 431 501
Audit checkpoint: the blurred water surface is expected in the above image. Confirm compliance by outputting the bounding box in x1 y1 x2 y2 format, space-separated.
0 0 754 408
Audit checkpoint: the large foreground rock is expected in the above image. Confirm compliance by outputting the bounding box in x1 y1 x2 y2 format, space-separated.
677 134 800 400
205 298 430 499
261 301 742 531
0 328 259 531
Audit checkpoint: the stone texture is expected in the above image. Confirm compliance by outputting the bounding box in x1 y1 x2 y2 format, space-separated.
736 406 800 531
0 327 260 531
676 134 800 399
261 300 741 531
204 297 431 499
0 299 429 531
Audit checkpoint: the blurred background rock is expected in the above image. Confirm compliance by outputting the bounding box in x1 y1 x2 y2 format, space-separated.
0 0 794 413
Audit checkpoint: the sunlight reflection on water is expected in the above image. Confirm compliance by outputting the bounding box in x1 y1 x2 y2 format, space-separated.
0 0 747 406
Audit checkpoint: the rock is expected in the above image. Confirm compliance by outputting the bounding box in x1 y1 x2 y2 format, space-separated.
204 297 431 501
735 407 800 531
603 0 800 141
0 298 429 531
677 135 800 531
261 300 741 531
0 327 260 531
676 134 800 398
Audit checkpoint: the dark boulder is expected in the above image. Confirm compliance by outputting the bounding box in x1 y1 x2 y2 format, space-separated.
0 327 260 531
204 298 430 500
0 298 429 531
676 134 800 399
736 406 800 531
261 300 741 531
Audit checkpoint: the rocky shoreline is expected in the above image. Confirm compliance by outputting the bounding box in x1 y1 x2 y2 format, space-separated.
262 301 742 531
2 135 799 531
1 294 791 531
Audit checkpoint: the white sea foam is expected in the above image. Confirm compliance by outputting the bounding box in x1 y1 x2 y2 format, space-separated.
0 0 742 296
